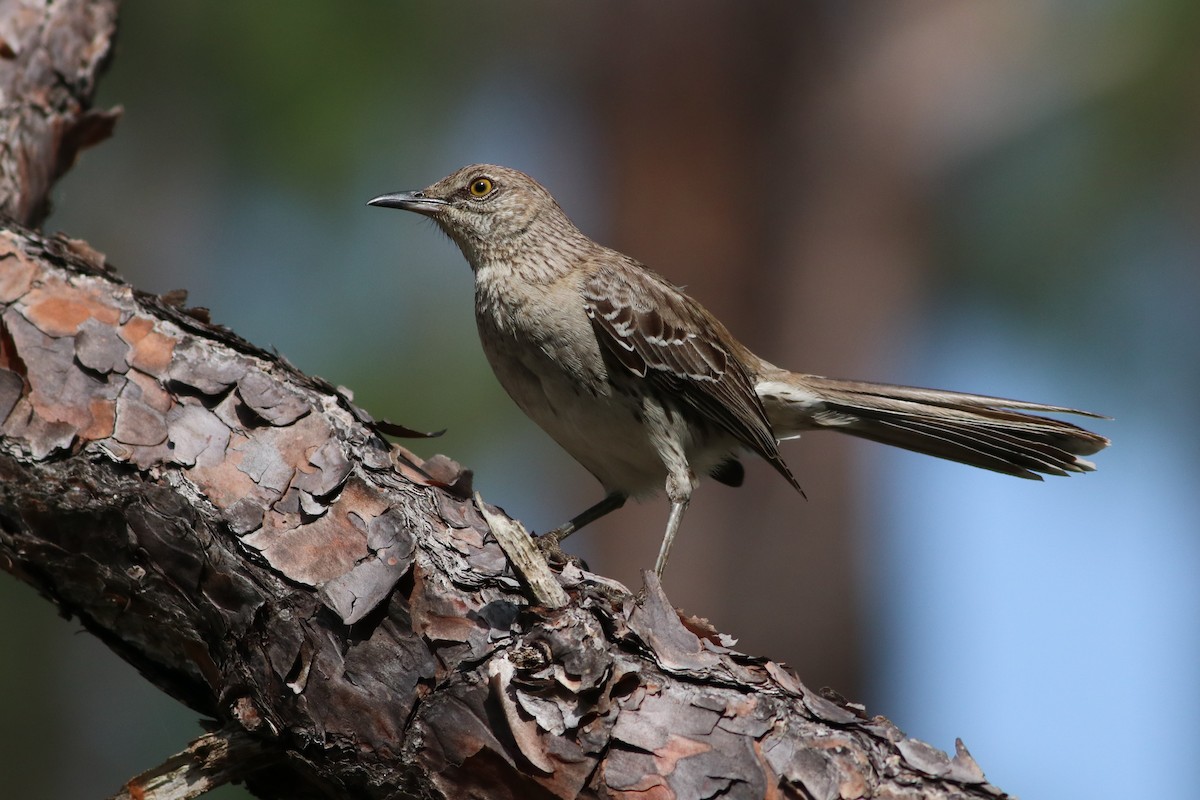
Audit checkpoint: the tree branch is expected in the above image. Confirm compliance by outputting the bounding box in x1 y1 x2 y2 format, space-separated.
0 2 1012 798
0 0 120 227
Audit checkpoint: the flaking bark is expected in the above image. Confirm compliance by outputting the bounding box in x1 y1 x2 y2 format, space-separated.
0 0 120 226
0 2 1013 798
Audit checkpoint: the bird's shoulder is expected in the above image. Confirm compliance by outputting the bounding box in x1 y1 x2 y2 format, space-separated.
579 253 694 314
578 253 744 380
577 253 792 475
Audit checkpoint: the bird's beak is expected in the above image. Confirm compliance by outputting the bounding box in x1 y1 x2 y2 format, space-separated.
367 191 448 216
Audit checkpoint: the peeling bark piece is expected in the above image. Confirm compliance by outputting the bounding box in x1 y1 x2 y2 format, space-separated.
2 398 76 457
113 390 168 446
20 280 121 336
612 687 722 752
185 435 280 513
475 496 565 607
182 305 211 323
490 656 555 774
417 684 517 778
477 600 521 639
322 621 437 739
233 414 341 501
531 612 614 696
766 742 842 800
372 417 446 439
387 446 437 486
603 748 669 794
7 305 72 384
856 716 906 745
292 438 351 497
421 453 473 499
0 247 37 302
421 670 597 800
465 535 510 579
5 308 116 434
119 315 176 373
409 566 492 655
275 486 314 517
0 368 23 423
159 288 189 308
237 369 309 426
948 738 986 784
297 489 326 518
75 315 130 373
211 391 247 431
763 660 808 698
224 497 266 535
125 368 172 413
320 554 406 625
168 337 246 395
611 684 773 800
627 571 719 673
80 396 116 440
660 730 751 800
367 507 413 553
315 507 420 623
801 690 861 727
59 236 109 271
38 347 114 431
0 318 28 382
234 435 295 494
359 439 394 471
437 492 482 530
167 402 231 468
514 689 568 736
242 504 368 587
714 698 775 739
896 737 952 778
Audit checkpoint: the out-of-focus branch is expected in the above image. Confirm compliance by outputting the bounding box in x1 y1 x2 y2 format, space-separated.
0 0 120 226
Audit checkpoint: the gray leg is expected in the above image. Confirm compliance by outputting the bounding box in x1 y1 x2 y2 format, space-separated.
544 492 627 544
654 463 698 578
653 498 690 578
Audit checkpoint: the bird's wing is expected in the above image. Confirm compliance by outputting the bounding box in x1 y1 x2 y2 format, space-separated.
581 262 802 494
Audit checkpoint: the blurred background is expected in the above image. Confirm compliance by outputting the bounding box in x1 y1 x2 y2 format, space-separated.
3 2 1198 798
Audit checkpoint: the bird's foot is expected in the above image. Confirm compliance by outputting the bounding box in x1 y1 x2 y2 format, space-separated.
536 530 589 573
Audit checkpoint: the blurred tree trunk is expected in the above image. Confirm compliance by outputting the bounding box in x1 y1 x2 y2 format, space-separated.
585 3 930 694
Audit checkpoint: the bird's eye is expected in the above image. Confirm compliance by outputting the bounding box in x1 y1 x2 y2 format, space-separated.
469 177 494 197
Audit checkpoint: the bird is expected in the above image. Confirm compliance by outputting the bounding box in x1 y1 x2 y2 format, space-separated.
368 164 1109 578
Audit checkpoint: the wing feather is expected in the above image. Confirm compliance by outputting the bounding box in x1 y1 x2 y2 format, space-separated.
581 264 802 494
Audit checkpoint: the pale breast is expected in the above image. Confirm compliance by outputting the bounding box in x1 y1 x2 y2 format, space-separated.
472 265 740 496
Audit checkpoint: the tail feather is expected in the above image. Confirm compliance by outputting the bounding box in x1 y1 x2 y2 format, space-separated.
801 376 1108 420
856 416 1093 479
757 371 1110 479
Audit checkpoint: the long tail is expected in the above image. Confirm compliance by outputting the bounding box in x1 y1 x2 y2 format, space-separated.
755 371 1110 479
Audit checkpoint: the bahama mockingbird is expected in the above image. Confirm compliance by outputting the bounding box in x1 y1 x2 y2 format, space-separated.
369 164 1108 578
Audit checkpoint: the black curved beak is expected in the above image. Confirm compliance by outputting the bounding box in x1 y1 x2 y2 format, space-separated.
367 191 448 216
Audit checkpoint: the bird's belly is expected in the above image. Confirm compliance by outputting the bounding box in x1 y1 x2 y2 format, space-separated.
479 332 731 497
483 337 662 492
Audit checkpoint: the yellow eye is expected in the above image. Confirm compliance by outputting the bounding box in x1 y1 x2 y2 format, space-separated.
469 177 494 197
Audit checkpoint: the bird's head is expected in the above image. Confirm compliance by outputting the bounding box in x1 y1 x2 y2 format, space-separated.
369 164 572 266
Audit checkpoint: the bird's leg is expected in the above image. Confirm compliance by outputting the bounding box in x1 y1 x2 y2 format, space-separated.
543 492 627 545
653 498 690 578
653 465 697 578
